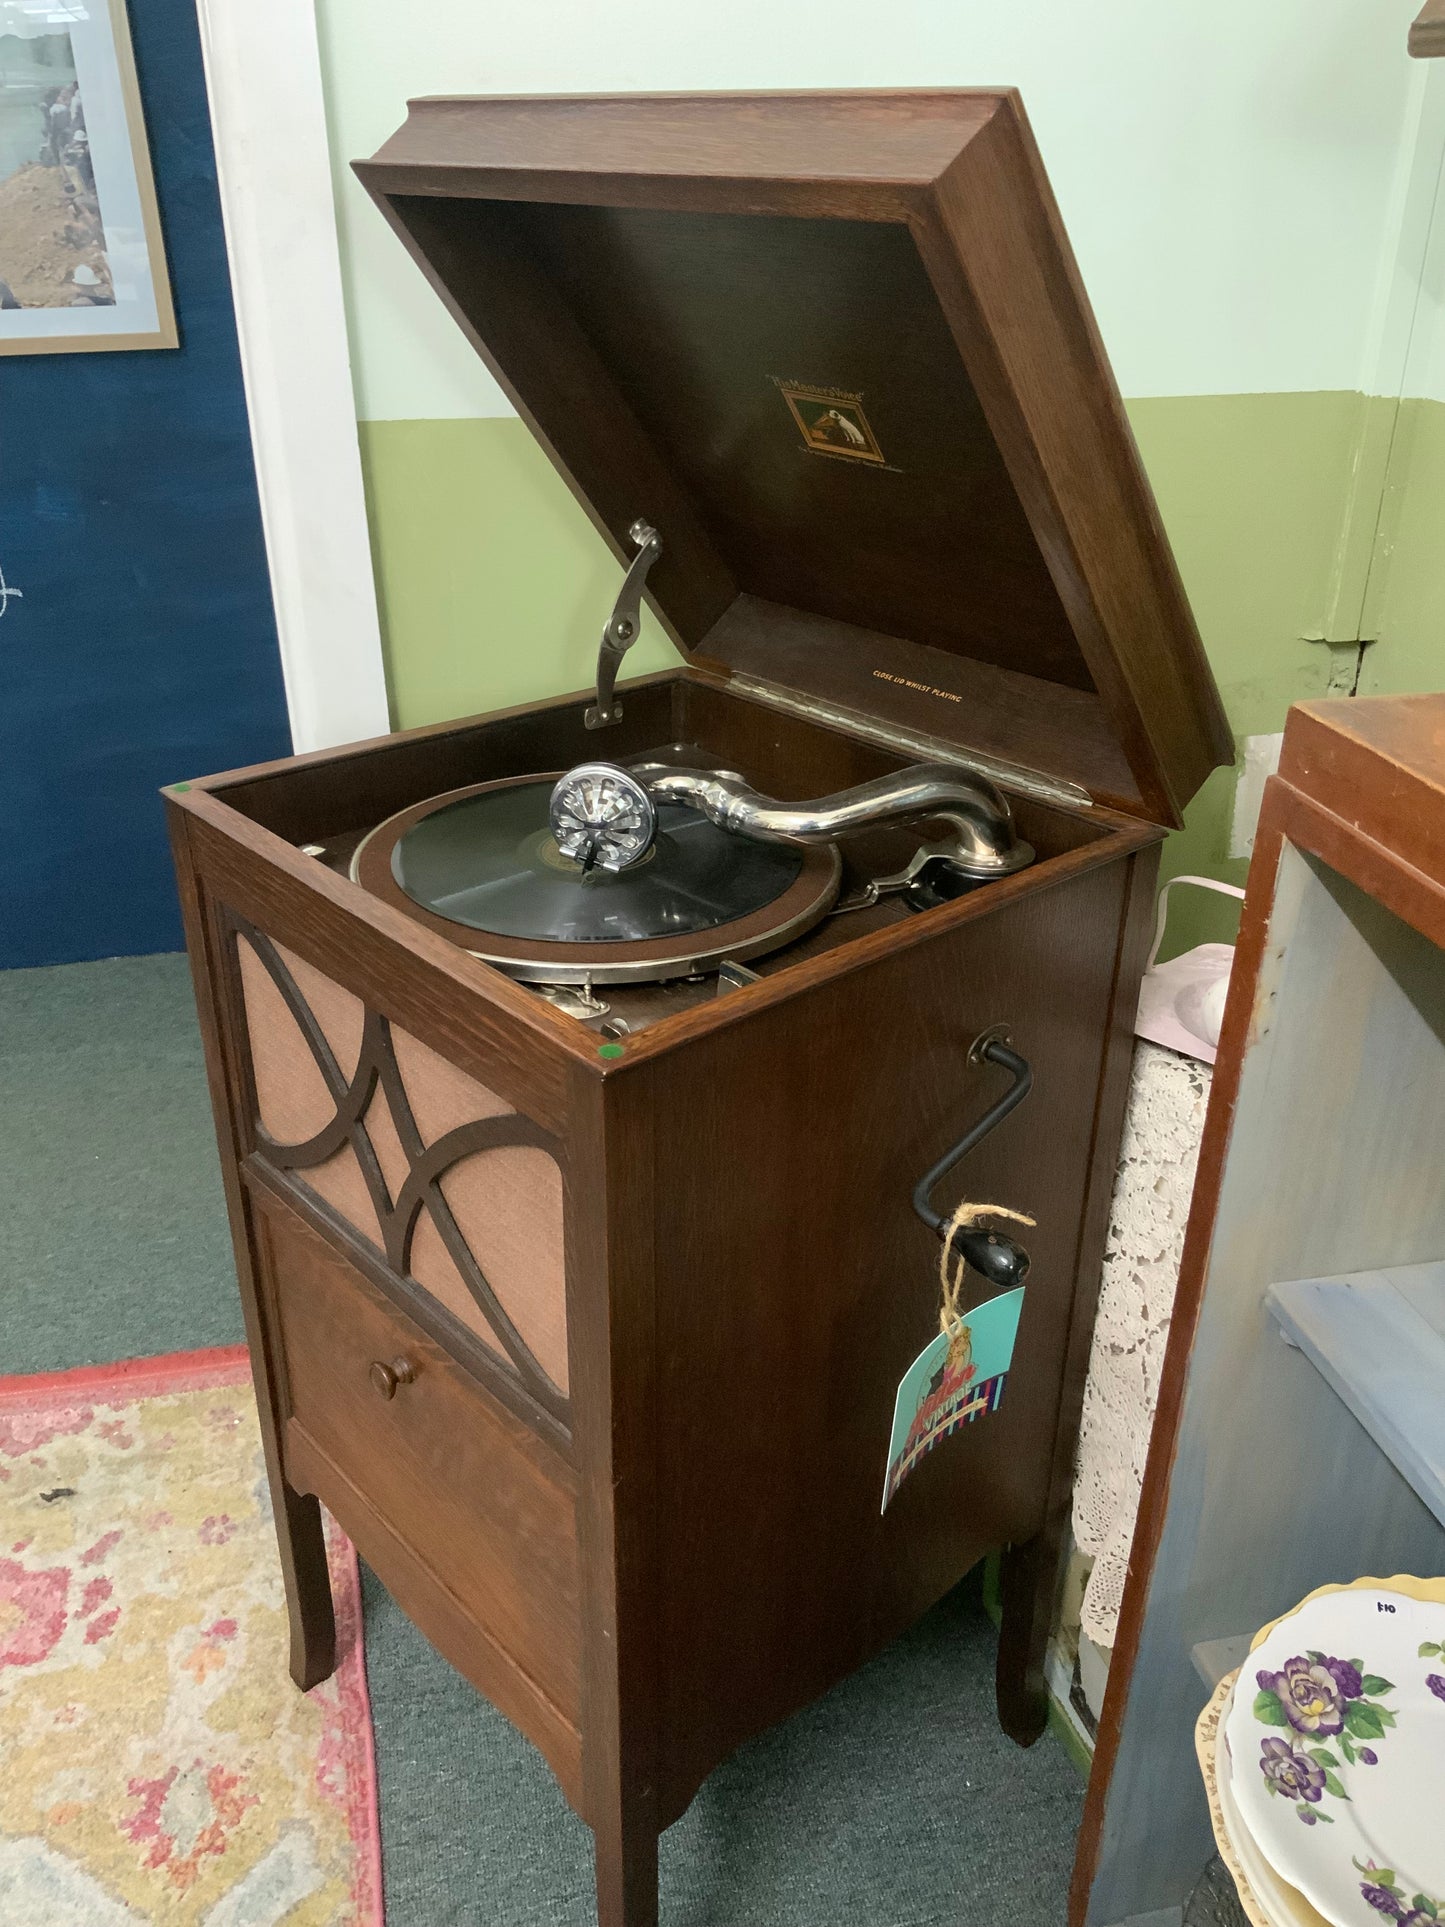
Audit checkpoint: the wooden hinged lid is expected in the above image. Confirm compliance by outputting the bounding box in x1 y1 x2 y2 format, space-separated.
356 90 1231 824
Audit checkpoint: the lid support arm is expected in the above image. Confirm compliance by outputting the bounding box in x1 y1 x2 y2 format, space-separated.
585 520 661 729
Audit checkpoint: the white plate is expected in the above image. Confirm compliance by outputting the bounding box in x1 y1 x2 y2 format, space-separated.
1218 1677 1333 1927
1197 1666 1333 1927
1224 1581 1445 1926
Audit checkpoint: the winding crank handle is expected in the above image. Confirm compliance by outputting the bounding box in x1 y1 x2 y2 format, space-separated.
911 1028 1034 1291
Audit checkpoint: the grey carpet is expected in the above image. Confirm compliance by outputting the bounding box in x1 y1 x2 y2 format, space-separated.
0 951 1084 1925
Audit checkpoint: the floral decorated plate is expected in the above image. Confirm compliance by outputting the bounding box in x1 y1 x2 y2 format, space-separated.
1197 1665 1333 1927
1224 1581 1445 1927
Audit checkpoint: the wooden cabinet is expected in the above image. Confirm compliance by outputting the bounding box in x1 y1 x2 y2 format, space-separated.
169 91 1228 1927
1073 695 1445 1927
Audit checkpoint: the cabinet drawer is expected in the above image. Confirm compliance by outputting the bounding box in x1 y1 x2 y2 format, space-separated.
255 1190 582 1733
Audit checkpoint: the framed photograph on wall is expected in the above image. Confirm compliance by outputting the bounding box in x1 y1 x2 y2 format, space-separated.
0 0 176 353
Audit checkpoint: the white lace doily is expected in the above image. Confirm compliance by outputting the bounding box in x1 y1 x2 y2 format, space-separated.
1073 1041 1212 1647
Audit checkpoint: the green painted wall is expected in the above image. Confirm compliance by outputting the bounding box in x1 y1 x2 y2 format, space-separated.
1130 392 1355 947
1365 397 1445 698
1138 391 1445 949
359 419 681 728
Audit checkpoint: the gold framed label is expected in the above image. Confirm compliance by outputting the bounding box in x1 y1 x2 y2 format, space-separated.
774 380 887 465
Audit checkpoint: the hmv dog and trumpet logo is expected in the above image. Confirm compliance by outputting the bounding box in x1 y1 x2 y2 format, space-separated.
772 378 888 466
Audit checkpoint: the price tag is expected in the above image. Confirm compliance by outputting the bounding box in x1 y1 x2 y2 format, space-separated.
881 1285 1025 1512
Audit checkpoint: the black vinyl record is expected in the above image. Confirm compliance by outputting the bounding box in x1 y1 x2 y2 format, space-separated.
389 779 806 945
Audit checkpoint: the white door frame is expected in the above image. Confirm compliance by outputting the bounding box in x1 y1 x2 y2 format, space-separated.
192 0 390 754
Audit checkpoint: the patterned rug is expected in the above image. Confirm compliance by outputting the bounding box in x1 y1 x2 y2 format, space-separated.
0 1346 382 1925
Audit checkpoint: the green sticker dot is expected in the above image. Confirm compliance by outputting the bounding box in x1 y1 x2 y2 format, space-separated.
597 1042 626 1060
172 781 192 792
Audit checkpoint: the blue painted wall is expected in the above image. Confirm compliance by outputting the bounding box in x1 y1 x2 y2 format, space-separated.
0 0 291 969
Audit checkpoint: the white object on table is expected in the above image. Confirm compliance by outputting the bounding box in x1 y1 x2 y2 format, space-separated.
1135 873 1244 1066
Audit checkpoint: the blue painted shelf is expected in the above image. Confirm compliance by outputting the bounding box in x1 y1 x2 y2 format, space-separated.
1266 1261 1445 1531
1190 1635 1252 1691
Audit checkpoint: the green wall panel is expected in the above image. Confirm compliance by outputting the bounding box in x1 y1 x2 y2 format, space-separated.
1128 392 1361 730
359 417 679 730
1128 392 1348 948
1364 396 1445 699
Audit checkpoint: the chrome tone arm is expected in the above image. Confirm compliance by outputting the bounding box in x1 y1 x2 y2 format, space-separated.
639 762 1033 880
585 520 661 729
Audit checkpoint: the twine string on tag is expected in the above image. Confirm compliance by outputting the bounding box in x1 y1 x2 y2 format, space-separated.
938 1199 1036 1371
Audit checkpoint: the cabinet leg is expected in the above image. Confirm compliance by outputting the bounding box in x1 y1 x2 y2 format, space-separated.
995 1532 1057 1747
275 1480 336 1692
592 1803 659 1927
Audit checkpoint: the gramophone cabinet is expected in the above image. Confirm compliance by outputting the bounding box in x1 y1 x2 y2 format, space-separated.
168 90 1230 1926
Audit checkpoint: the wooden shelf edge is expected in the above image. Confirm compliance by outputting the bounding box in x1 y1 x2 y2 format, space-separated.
1266 1262 1445 1529
1411 0 1445 57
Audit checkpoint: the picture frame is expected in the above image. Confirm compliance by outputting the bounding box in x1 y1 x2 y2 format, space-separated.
0 0 177 354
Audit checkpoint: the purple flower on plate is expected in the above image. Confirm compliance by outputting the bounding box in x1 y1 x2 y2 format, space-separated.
1322 1655 1364 1700
1427 1673 1445 1703
1359 1747 1378 1764
1360 1886 1403 1918
1263 1655 1346 1736
1259 1736 1326 1802
1355 1860 1445 1926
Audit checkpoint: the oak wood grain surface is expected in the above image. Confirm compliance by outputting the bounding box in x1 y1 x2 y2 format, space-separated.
696 597 1140 810
918 103 1225 820
168 811 338 1692
354 90 1229 828
639 851 1141 1818
260 1193 582 1713
243 1155 575 1459
1280 693 1445 895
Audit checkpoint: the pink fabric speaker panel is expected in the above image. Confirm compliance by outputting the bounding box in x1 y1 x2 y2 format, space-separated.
234 931 569 1399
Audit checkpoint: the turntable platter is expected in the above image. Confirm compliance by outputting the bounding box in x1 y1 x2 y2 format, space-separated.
350 775 842 984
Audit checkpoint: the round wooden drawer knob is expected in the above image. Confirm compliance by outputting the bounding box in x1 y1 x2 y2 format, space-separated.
369 1357 416 1400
